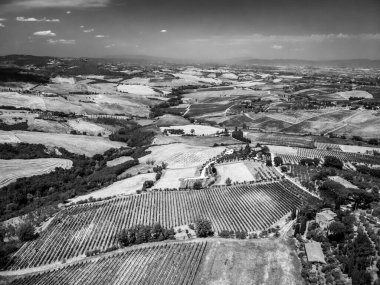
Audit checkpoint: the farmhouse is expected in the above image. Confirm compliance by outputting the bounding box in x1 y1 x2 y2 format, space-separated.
316 209 337 229
305 241 326 264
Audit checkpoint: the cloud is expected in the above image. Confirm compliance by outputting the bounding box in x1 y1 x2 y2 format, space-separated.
80 25 84 28
160 29 167 33
47 38 76 44
33 30 56 36
0 23 4 28
105 43 115 48
66 11 71 14
95 34 105 38
83 28 94 33
16 16 60 22
10 0 111 8
271 44 283 49
0 18 6 21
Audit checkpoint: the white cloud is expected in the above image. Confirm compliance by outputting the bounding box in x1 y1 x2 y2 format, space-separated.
105 43 115 48
80 25 84 28
66 11 71 14
95 34 105 38
0 18 6 21
271 44 283 49
160 29 167 33
0 23 4 28
16 16 60 22
33 30 56 36
83 28 94 33
47 38 76 44
11 0 110 8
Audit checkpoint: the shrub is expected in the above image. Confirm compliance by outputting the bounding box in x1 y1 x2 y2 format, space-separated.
16 222 38 242
195 218 214 238
323 156 343 169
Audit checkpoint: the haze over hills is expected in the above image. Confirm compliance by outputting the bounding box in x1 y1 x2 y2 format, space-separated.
2 54 380 69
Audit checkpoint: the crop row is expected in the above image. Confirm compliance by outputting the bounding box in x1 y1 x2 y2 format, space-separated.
9 241 207 285
7 181 317 270
296 148 380 165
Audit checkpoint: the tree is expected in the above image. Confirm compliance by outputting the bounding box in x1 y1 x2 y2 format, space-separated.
195 218 214 237
274 156 283 167
190 129 195 135
324 156 343 169
193 181 202 190
328 221 346 242
225 177 232 186
17 222 37 242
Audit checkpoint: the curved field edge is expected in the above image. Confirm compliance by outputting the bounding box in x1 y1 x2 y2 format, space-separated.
6 180 319 270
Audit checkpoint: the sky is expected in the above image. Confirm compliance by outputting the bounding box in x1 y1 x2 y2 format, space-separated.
0 0 379 61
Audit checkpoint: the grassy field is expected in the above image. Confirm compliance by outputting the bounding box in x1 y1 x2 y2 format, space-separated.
0 158 72 188
194 239 302 285
0 131 128 156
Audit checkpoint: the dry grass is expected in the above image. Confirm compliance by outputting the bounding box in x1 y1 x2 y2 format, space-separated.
154 167 197 189
194 239 302 285
215 162 255 185
68 173 156 203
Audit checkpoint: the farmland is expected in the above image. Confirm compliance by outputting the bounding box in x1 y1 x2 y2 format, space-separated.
0 158 73 188
140 143 225 168
1 54 380 284
8 241 207 285
6 181 317 270
0 131 128 156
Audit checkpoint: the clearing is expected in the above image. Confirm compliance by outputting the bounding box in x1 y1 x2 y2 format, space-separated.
194 239 302 285
68 172 156 203
154 167 198 189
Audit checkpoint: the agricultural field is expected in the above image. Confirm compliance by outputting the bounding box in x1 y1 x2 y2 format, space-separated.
6 181 318 270
106 156 134 167
215 161 282 185
68 173 156 203
154 167 198 189
161 124 222 136
194 239 302 285
7 241 207 285
139 143 225 168
0 158 73 188
154 114 190 127
0 131 128 156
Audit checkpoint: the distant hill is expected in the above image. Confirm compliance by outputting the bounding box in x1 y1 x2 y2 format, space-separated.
231 58 380 69
1 54 380 69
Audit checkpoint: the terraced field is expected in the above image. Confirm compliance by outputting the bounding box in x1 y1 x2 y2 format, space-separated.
0 158 73 188
7 181 318 270
8 241 207 285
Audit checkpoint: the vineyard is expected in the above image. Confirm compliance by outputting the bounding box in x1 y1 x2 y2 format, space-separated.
9 241 207 285
296 148 380 165
246 133 315 148
314 142 342 152
0 158 73 188
273 147 380 166
7 181 318 270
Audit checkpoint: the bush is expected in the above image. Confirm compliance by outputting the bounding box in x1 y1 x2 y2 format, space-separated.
195 218 214 238
323 156 343 169
16 222 38 242
273 156 283 167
